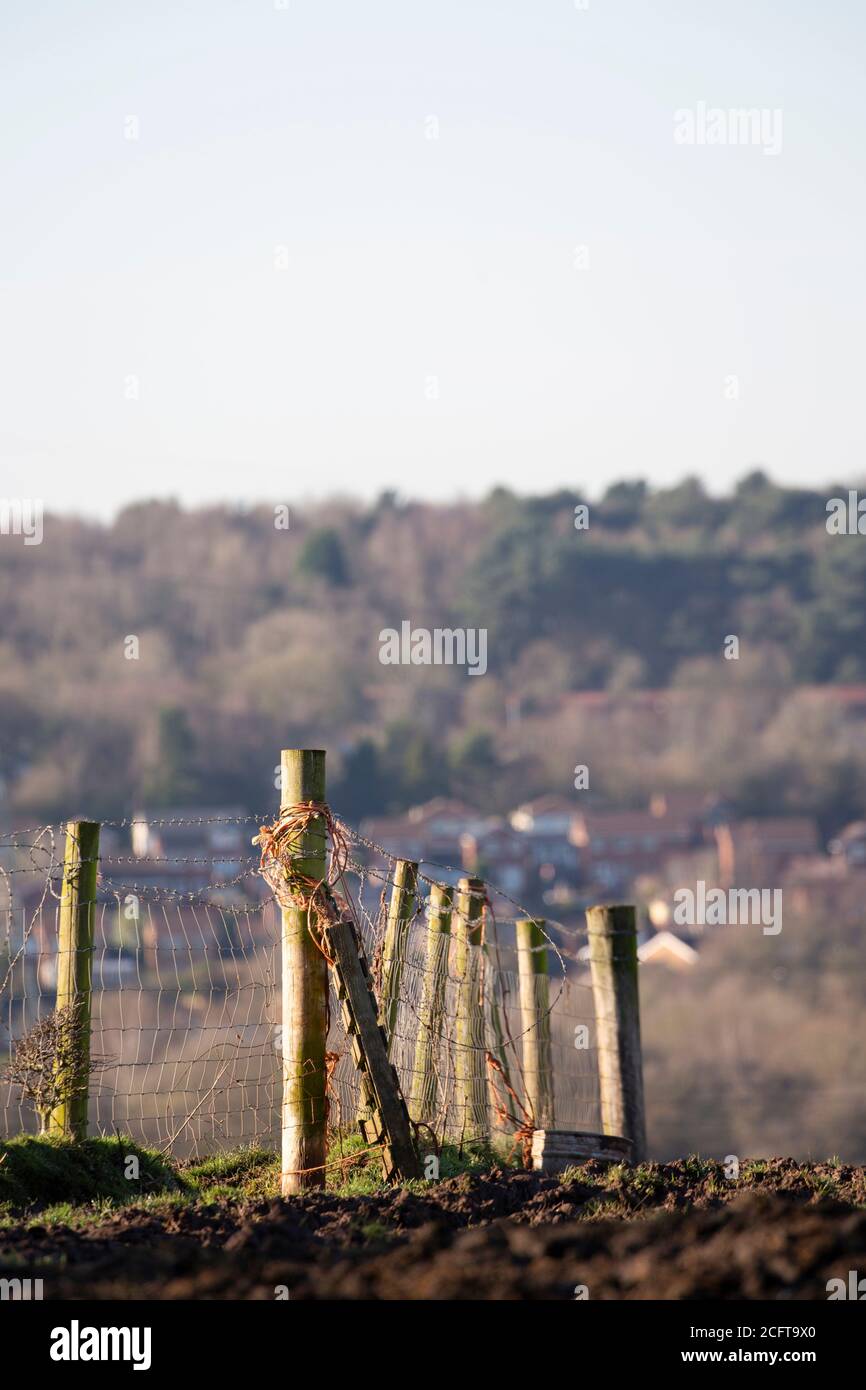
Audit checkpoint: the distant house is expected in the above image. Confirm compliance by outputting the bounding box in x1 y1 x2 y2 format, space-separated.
131 806 249 860
715 817 819 887
510 794 576 837
360 798 487 869
118 806 261 902
509 795 580 881
648 790 729 834
638 930 699 970
571 809 698 892
406 798 488 846
357 814 430 865
460 821 531 897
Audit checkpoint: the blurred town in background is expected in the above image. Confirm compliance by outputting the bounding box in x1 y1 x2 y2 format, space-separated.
2 474 866 1160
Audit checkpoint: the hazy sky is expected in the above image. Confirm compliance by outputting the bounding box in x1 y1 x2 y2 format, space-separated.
2 1 865 518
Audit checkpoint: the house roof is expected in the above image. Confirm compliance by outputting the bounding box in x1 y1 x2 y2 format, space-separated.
719 817 819 848
510 796 578 834
406 798 483 827
461 824 530 853
649 790 721 819
571 810 695 845
638 931 699 966
358 815 426 849
512 794 576 818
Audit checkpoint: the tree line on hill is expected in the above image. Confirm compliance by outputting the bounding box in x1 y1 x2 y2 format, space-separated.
1 471 866 828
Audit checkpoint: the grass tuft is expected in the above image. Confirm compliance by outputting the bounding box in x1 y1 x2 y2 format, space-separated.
180 1146 279 1201
324 1133 519 1196
0 1134 180 1214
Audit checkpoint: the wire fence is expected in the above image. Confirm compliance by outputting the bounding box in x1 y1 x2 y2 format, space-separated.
0 815 601 1159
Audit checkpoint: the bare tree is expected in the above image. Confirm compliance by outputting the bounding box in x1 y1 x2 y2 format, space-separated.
2 1004 103 1135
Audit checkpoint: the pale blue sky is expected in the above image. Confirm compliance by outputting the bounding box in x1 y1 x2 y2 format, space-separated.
2 0 865 517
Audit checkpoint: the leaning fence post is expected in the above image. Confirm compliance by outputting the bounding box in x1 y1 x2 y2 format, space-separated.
410 881 452 1123
379 858 418 1052
279 749 329 1195
454 875 488 1142
50 819 99 1140
516 917 554 1129
586 903 647 1162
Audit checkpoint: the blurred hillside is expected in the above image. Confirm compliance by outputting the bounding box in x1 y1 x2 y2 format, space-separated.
2 471 866 828
641 899 866 1162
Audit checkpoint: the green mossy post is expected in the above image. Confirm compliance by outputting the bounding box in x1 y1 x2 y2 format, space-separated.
586 903 647 1162
280 749 329 1195
379 858 418 1051
50 820 99 1140
454 875 488 1142
516 917 554 1128
410 881 453 1123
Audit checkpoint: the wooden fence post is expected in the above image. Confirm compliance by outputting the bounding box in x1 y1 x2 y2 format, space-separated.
586 904 647 1162
516 917 554 1129
379 859 418 1051
280 749 329 1195
484 903 517 1136
410 881 452 1123
325 915 420 1181
50 820 99 1140
454 875 487 1142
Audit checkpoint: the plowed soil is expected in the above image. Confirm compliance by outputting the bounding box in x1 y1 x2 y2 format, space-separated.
3 1159 865 1299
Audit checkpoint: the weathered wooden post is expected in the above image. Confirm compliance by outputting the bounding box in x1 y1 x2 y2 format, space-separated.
484 903 517 1136
410 881 452 1123
50 820 99 1140
280 749 329 1195
379 858 418 1051
454 875 487 1142
516 917 554 1128
586 904 647 1162
325 914 420 1181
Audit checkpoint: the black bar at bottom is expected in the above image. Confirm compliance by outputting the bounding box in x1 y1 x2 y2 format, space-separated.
2 1297 859 1376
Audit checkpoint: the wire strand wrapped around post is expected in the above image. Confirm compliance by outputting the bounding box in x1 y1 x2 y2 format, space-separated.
254 799 352 954
254 773 421 1186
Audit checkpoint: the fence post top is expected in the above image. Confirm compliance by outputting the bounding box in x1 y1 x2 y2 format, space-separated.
430 881 454 900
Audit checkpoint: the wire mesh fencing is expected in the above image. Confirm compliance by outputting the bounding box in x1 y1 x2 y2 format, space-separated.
0 814 602 1161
